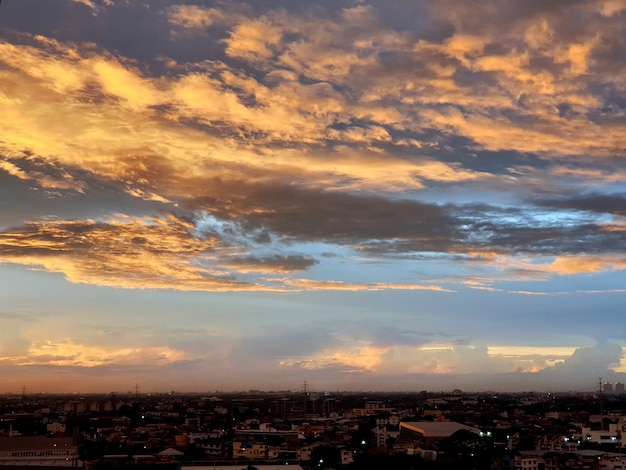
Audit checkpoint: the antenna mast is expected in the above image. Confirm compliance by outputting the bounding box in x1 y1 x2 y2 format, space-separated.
598 377 604 431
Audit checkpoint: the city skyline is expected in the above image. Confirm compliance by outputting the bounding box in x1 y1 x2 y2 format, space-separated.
0 0 625 394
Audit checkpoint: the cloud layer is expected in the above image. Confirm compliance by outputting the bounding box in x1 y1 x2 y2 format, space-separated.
0 0 625 392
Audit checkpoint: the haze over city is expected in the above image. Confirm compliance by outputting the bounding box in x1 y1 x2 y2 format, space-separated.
0 0 625 394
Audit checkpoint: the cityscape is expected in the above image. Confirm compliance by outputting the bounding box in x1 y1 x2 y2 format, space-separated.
3 383 626 469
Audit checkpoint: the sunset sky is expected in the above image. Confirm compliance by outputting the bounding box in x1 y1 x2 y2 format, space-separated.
0 0 625 394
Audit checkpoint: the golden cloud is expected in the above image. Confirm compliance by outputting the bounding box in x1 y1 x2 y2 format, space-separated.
21 340 187 367
549 256 626 275
0 2 624 294
488 345 577 357
166 5 226 30
1 34 485 200
0 215 247 291
279 345 389 372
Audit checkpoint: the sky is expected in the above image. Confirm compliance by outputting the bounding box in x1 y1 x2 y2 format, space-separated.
0 0 625 394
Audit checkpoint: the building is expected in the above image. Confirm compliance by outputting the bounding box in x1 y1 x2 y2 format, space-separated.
0 436 79 467
352 401 393 417
372 424 400 448
232 441 270 460
581 424 621 445
599 454 626 469
502 452 541 470
399 421 481 447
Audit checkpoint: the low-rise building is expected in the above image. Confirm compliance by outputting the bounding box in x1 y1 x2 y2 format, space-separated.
0 436 79 467
399 421 481 447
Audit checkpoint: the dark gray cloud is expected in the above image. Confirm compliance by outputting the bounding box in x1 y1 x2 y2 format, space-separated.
462 220 626 255
531 192 626 217
187 179 457 249
0 152 170 228
225 255 317 272
368 0 453 39
0 0 227 65
2 173 624 283
447 202 626 255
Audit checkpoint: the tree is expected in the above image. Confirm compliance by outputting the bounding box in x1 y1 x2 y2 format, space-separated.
78 439 105 461
515 435 537 451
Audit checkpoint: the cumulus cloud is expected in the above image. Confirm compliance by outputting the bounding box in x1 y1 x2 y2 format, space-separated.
540 342 625 378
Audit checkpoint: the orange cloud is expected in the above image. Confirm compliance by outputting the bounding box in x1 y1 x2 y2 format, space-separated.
599 0 626 16
0 216 249 291
280 345 389 372
22 340 187 367
225 19 283 61
488 345 577 357
166 5 226 30
549 256 626 275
